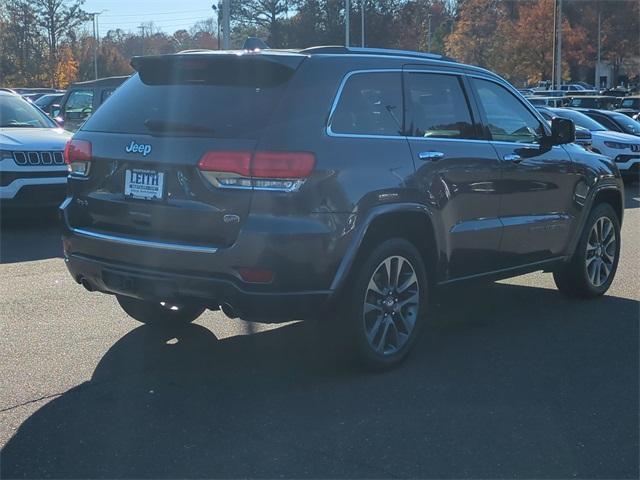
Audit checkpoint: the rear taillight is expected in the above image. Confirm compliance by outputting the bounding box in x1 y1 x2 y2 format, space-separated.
64 139 92 176
198 151 315 191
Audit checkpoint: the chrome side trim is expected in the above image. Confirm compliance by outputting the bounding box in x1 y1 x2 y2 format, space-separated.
411 136 492 145
70 227 218 254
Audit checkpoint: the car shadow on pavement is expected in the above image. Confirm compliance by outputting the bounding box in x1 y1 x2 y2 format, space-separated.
0 210 62 264
2 282 638 479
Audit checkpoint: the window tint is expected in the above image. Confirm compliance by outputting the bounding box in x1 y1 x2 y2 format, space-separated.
330 72 402 136
550 108 606 131
474 79 544 143
406 73 476 139
65 90 93 114
83 64 295 139
591 114 619 131
0 94 56 128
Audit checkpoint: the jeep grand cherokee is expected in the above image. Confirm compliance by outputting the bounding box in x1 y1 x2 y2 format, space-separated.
60 47 624 369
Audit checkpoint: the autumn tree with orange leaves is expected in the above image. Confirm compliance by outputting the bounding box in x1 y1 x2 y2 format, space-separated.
54 44 78 88
498 0 593 84
446 0 596 85
444 0 508 72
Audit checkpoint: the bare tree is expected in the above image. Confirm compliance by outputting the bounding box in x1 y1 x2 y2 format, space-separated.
237 0 290 46
33 0 87 86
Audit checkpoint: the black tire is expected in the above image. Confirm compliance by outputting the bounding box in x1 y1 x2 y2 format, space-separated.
116 295 205 326
553 203 621 298
345 238 428 370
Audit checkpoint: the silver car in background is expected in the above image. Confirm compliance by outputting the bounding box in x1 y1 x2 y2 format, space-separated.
0 91 71 210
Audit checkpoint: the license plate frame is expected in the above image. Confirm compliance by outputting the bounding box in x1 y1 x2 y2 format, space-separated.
124 168 165 201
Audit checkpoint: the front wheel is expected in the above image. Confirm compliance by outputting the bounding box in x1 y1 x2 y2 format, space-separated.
554 203 621 298
116 295 205 326
346 238 428 370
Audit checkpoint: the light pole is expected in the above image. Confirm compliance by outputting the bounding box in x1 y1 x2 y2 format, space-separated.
222 0 230 49
87 11 104 79
555 0 563 89
361 0 365 47
596 7 601 88
427 13 432 53
551 0 556 89
345 0 350 47
212 3 221 50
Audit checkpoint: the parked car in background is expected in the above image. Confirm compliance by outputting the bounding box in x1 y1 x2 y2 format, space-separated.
561 84 585 92
0 90 72 210
22 93 45 103
615 96 640 118
60 46 625 368
560 84 598 95
567 96 619 110
52 76 129 132
533 89 565 97
34 93 65 116
600 86 629 97
13 87 61 97
517 88 534 96
537 106 639 178
526 96 565 107
575 81 595 90
576 108 640 137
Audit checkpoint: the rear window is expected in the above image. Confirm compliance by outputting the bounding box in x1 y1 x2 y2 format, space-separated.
329 72 403 136
81 56 299 139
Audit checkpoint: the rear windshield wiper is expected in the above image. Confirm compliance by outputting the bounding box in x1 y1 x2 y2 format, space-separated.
144 119 216 135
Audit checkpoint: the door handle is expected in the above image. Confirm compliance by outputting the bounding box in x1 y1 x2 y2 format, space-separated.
418 151 445 161
503 153 522 163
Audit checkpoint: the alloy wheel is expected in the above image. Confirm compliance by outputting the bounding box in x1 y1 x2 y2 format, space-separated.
585 216 617 287
363 255 419 356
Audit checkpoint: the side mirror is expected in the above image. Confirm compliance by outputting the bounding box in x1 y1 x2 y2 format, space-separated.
50 105 61 117
54 116 65 128
550 117 575 145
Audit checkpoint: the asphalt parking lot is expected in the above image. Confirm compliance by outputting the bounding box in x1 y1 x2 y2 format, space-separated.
1 185 638 479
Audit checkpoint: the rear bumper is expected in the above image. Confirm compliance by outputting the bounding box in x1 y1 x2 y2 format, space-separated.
60 199 351 320
64 252 331 321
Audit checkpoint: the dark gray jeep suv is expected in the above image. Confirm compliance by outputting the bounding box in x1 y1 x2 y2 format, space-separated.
61 47 624 368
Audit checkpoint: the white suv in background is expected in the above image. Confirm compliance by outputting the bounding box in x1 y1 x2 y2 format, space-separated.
0 91 71 211
537 106 640 179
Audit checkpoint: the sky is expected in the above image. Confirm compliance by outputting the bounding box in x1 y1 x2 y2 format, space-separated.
82 0 217 36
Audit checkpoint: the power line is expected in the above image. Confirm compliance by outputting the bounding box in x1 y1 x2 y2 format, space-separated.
101 9 211 18
100 16 211 26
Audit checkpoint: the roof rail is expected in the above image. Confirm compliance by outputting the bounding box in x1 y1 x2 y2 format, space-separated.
299 46 455 62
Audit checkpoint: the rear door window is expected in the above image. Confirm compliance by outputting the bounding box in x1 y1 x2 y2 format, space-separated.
405 72 477 139
329 72 403 136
